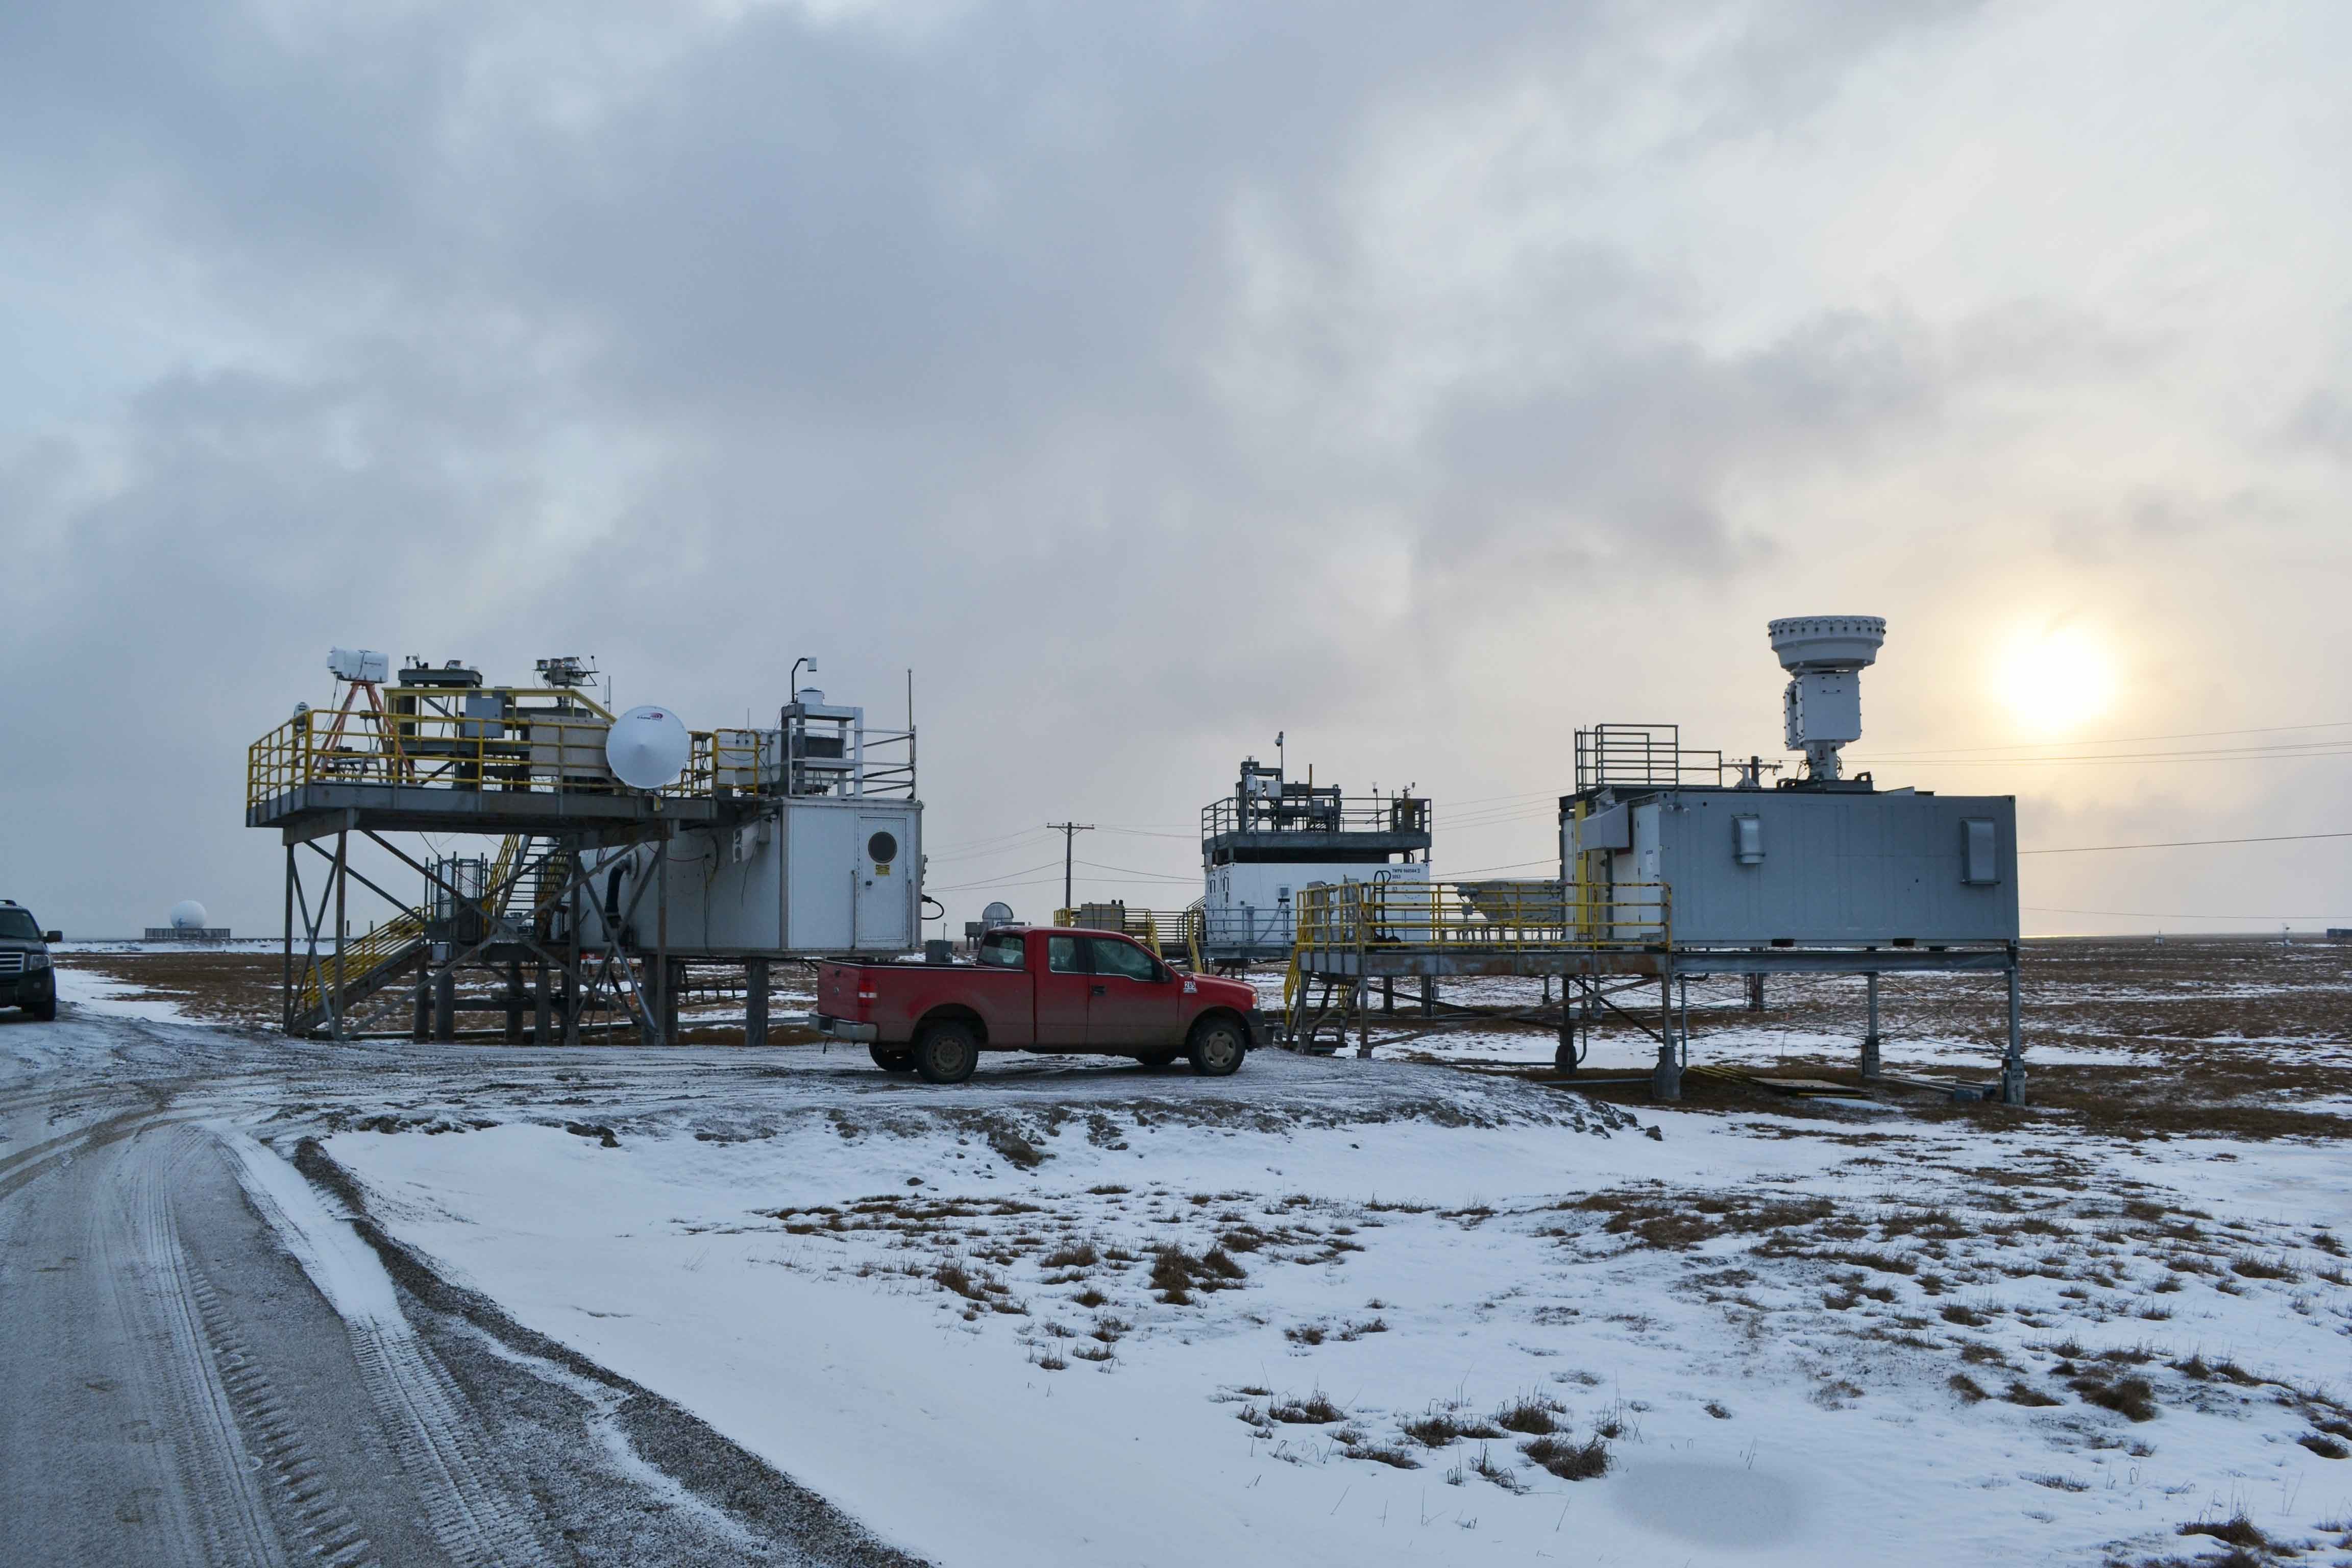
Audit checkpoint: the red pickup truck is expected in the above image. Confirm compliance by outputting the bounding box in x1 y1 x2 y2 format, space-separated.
814 926 1261 1083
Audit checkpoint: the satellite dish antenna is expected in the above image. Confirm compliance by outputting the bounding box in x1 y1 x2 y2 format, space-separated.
606 704 692 791
982 901 1015 927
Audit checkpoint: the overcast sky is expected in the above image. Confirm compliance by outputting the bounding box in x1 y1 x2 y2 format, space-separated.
3 0 2347 940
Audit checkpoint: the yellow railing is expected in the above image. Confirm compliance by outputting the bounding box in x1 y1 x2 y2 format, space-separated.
295 905 428 1015
1282 879 1669 1009
1053 905 1207 970
249 701 773 809
1291 878 1671 956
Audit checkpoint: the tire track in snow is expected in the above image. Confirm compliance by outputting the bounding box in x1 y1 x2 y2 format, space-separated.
225 1131 552 1568
106 1125 290 1568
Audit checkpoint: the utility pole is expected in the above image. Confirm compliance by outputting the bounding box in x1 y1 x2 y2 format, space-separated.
1047 822 1094 914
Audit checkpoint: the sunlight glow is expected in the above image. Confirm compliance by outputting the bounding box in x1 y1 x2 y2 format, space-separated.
1993 625 2118 737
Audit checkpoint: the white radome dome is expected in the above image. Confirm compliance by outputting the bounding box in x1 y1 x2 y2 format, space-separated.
169 900 209 930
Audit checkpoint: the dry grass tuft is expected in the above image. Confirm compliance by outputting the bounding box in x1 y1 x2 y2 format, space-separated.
1521 1434 1610 1481
1494 1395 1563 1435
2069 1374 2158 1422
2178 1512 2267 1550
1268 1391 1344 1425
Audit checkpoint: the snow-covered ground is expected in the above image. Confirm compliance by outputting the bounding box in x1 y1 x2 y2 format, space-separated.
53 945 2352 1566
311 1070 2352 1567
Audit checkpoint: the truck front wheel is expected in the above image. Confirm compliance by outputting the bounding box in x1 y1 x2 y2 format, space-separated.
1186 1017 1245 1077
869 1043 915 1073
913 1021 979 1085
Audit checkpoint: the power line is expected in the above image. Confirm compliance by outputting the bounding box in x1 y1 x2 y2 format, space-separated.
2022 830 2351 855
2025 905 2348 921
1861 718 2352 758
1851 744 2352 767
926 860 1064 894
1073 859 1196 883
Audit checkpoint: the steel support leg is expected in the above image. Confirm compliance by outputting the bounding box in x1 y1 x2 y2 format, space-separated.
2000 957 2026 1105
1861 972 1882 1080
1419 977 1435 1018
1746 973 1765 1012
505 959 523 1043
434 964 456 1042
664 960 682 1045
282 845 295 1035
412 969 429 1042
1381 976 1393 1015
746 958 769 1048
1651 970 1682 1101
330 828 349 1040
1554 979 1578 1076
534 960 552 1044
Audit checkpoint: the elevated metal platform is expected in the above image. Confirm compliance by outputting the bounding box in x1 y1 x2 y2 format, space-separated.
250 781 735 841
1280 878 2023 1104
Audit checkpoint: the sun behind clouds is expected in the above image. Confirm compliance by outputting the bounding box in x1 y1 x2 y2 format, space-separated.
1991 623 2118 738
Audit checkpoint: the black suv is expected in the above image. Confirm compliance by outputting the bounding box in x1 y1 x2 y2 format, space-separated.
0 900 60 1020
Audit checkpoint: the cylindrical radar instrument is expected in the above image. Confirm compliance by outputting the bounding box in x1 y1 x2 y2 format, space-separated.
1767 616 1886 781
606 705 692 791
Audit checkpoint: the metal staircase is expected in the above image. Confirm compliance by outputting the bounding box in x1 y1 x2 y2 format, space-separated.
290 906 429 1036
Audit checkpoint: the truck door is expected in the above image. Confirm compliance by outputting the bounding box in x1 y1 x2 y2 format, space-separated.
1082 936 1183 1046
1033 933 1092 1047
853 819 912 949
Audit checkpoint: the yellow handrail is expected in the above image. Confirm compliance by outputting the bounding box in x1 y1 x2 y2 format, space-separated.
296 906 429 1014
1052 905 1206 969
249 702 773 810
1288 878 1671 963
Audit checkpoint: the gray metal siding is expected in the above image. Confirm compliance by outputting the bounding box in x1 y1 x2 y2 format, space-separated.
1637 790 2017 945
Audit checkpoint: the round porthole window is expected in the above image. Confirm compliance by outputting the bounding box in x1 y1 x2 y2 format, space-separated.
866 831 899 865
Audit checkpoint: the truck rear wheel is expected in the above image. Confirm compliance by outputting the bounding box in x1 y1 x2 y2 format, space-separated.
869 1042 915 1073
913 1021 979 1085
1186 1017 1245 1077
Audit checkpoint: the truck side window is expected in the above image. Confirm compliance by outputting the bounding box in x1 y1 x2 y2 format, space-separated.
977 933 1026 969
1047 935 1085 974
1085 938 1160 982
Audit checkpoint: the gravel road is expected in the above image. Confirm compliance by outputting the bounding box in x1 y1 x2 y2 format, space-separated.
0 1006 937 1567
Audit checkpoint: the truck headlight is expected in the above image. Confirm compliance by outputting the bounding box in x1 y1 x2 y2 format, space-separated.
24 951 50 970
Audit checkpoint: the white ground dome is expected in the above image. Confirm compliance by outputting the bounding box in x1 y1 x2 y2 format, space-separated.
169 900 209 930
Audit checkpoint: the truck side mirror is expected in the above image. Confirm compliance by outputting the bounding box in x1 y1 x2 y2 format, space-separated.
42 930 61 943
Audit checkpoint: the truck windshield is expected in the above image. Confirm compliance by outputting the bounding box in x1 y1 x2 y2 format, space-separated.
977 933 1025 969
0 910 40 941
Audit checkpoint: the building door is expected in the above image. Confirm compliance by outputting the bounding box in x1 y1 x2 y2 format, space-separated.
853 817 911 949
1081 936 1183 1046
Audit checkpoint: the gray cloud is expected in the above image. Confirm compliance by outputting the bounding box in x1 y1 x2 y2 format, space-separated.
3 0 2346 937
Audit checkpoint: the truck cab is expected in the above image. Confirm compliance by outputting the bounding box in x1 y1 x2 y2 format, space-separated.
814 926 1260 1083
0 900 61 1021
